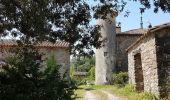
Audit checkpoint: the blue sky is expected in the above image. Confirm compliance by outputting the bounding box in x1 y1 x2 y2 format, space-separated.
88 0 170 32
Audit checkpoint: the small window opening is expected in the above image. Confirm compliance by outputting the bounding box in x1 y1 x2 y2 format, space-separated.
104 52 108 57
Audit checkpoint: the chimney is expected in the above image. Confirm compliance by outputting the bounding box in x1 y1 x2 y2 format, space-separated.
116 26 121 33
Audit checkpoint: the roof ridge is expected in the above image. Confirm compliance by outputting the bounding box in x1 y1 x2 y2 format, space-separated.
0 39 69 48
126 22 170 52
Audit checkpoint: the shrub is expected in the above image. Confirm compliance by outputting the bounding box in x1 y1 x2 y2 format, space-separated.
86 67 95 81
111 72 128 86
0 45 75 100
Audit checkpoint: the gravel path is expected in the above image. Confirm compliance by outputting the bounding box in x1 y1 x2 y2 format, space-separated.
84 91 98 100
84 90 121 100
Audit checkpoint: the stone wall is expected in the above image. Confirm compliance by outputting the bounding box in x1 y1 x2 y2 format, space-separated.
155 29 170 99
0 46 70 78
128 34 159 97
95 13 117 85
40 47 70 78
116 34 142 72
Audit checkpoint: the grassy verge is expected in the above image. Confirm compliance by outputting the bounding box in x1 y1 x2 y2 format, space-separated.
74 86 87 100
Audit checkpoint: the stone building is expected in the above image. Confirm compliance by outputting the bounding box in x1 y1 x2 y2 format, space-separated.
127 23 170 98
95 11 148 85
94 11 170 98
116 29 148 71
0 40 70 77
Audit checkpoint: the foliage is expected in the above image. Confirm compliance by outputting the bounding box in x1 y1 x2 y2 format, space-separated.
70 64 76 80
86 67 95 81
111 72 128 86
70 57 95 85
77 66 95 85
1 0 169 56
71 57 95 72
0 44 75 100
0 0 102 56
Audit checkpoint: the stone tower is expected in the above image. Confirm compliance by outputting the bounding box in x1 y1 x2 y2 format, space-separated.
95 11 117 85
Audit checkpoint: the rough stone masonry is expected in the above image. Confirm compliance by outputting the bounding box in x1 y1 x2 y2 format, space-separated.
127 23 170 99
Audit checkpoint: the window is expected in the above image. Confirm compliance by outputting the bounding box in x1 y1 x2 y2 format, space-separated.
104 52 108 57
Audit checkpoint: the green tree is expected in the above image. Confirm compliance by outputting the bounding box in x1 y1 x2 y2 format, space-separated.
70 56 95 85
1 0 169 56
71 57 95 72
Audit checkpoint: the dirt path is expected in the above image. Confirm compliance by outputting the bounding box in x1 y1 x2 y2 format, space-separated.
101 90 120 100
84 90 121 100
84 91 98 100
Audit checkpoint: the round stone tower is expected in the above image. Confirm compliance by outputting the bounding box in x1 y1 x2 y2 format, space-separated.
95 11 117 85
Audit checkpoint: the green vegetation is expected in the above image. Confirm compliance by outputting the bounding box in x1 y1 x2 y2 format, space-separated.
71 57 95 72
0 45 75 100
74 86 87 100
111 72 128 87
2 0 170 57
86 67 95 81
70 57 95 85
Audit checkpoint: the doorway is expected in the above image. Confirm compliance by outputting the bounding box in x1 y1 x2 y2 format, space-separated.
134 53 144 92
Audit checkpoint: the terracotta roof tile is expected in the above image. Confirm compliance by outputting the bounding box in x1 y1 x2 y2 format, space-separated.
118 28 148 35
0 39 69 48
126 22 170 52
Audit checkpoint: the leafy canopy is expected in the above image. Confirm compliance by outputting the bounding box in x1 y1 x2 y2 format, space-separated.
0 0 169 55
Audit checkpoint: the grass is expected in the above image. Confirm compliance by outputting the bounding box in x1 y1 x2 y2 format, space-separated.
74 85 108 100
74 86 87 100
76 85 157 100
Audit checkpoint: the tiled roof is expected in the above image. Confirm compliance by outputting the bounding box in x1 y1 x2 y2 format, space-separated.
36 41 69 48
126 22 170 52
118 28 148 35
0 39 69 48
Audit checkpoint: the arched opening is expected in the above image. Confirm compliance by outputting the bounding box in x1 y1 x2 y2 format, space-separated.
134 53 144 92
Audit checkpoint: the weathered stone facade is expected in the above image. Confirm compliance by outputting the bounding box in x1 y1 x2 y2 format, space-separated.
127 23 170 98
155 29 170 98
95 12 117 85
0 40 70 78
116 34 142 72
39 47 70 78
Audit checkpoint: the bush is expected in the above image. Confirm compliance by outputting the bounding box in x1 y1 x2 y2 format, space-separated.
111 72 128 86
86 67 95 81
0 44 75 100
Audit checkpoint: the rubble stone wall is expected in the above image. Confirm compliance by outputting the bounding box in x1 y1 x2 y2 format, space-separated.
116 35 141 72
0 47 70 78
155 29 170 99
128 34 159 97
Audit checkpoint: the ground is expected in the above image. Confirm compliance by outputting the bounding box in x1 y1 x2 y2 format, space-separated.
74 85 158 100
74 85 125 100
